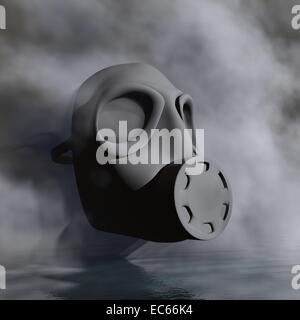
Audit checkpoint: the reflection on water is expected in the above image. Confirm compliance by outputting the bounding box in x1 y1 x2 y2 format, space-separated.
1 247 300 299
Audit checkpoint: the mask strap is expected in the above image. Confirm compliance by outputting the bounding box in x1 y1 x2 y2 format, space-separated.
51 138 73 164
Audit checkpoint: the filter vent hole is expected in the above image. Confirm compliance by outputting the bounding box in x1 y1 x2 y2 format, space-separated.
218 171 228 189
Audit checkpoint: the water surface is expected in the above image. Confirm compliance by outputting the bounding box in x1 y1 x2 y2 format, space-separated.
1 246 300 299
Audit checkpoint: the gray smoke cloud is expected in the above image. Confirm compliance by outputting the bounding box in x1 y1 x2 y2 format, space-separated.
0 0 300 264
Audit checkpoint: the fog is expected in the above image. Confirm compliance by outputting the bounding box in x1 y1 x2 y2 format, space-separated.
0 0 300 264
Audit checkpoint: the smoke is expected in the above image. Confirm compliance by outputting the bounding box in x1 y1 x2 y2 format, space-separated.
0 0 300 263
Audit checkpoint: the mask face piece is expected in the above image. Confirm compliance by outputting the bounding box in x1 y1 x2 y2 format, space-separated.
52 63 232 242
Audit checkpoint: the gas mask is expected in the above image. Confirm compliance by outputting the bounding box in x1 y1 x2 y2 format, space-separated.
52 63 232 242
